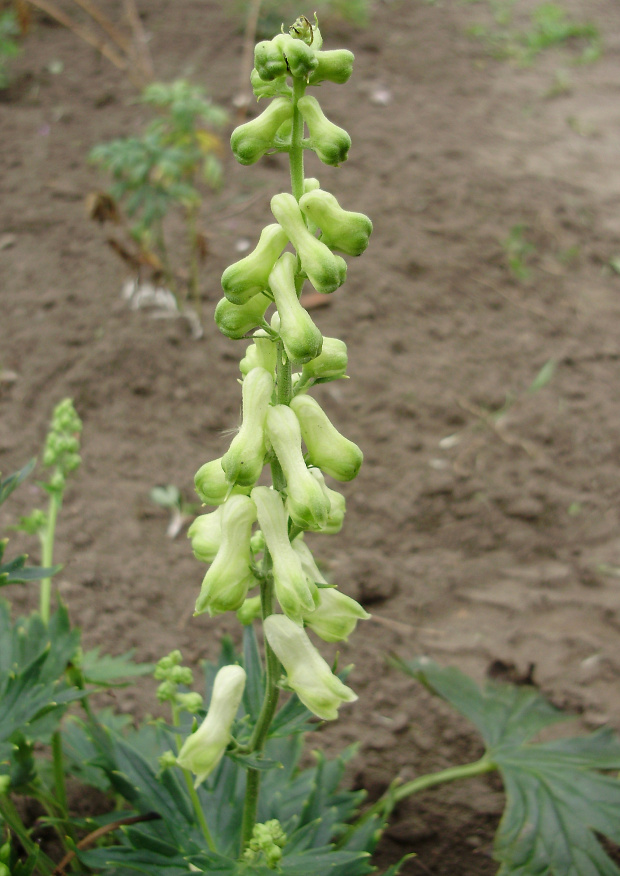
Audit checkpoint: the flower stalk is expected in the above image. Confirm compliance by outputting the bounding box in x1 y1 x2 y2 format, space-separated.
180 13 372 851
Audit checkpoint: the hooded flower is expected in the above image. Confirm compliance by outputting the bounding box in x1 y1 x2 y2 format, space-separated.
177 664 246 787
264 614 357 720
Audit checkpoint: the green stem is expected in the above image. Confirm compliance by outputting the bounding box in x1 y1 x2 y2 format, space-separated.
340 756 496 846
0 796 56 876
240 73 306 855
290 77 307 202
40 492 60 625
171 706 216 851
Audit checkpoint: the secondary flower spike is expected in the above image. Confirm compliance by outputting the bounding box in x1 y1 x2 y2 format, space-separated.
177 664 246 786
264 614 357 720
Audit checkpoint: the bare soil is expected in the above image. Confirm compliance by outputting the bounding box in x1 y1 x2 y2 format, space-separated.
2 1 620 872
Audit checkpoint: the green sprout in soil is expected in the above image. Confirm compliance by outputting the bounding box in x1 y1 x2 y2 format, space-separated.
89 79 227 329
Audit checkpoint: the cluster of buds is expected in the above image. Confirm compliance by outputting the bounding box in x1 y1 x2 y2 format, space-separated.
187 15 371 752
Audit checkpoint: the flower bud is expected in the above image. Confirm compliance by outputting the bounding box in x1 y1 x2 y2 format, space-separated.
273 33 318 80
268 252 323 364
222 223 289 305
231 97 293 166
251 68 292 101
303 177 321 193
308 49 355 85
214 293 271 339
188 507 222 563
221 367 273 487
271 192 346 294
265 404 330 531
177 664 246 786
288 14 320 48
290 394 363 482
300 336 348 383
194 458 250 506
194 495 257 616
309 468 346 533
263 614 357 720
303 587 370 643
252 486 317 621
297 96 351 167
237 594 262 625
254 40 288 81
239 334 277 376
300 189 372 257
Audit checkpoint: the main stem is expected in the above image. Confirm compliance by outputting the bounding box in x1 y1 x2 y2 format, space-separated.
240 72 307 851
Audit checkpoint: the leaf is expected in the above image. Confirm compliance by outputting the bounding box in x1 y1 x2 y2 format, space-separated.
0 459 35 505
81 647 154 684
396 657 620 876
527 359 556 394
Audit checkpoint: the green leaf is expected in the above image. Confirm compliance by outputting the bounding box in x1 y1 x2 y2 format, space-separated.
527 359 556 394
81 647 154 684
396 657 620 876
0 459 35 505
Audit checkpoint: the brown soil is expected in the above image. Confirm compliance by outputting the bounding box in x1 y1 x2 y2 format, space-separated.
2 1 620 873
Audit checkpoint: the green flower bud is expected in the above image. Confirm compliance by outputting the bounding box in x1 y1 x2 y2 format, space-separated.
300 336 348 383
251 68 292 101
269 252 323 364
0 775 10 795
157 679 177 702
265 404 330 531
271 193 346 294
250 528 265 554
222 367 273 487
304 177 321 193
308 49 355 85
252 486 317 621
194 495 258 616
239 333 277 376
231 97 293 165
245 819 287 869
290 394 363 482
194 458 250 506
297 95 351 166
254 40 288 82
288 14 320 47
273 33 318 80
237 594 262 625
300 189 372 257
176 691 204 714
188 507 222 563
177 664 246 786
309 468 346 533
222 223 289 305
303 587 370 643
171 665 193 686
264 614 357 720
214 293 271 339
158 750 178 770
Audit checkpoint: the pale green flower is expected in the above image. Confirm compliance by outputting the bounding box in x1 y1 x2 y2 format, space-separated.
177 665 246 787
264 614 357 720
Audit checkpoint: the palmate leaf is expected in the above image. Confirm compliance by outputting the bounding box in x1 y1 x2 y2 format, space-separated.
80 646 154 685
396 657 620 876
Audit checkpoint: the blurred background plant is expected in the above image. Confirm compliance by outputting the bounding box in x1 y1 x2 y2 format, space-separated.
88 80 227 335
0 6 20 89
